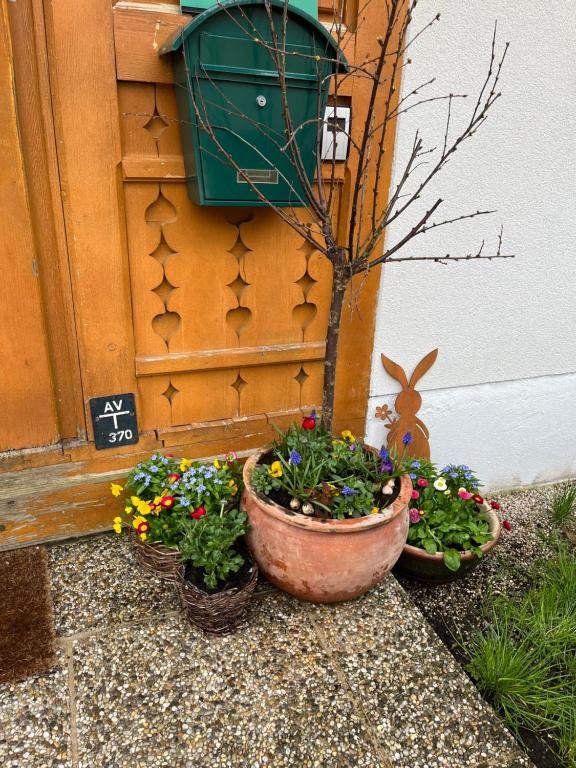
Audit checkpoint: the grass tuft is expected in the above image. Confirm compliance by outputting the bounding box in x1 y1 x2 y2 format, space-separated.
551 484 576 526
465 538 576 767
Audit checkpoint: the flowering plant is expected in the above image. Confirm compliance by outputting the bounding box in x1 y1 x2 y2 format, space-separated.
110 452 242 549
404 459 507 571
250 411 407 520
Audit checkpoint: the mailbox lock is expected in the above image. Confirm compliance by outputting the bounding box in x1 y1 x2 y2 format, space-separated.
256 95 267 107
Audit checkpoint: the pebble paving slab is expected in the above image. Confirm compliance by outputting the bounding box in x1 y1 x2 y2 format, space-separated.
0 534 534 768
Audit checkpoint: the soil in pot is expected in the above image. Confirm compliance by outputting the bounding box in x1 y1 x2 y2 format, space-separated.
182 550 255 595
256 449 401 519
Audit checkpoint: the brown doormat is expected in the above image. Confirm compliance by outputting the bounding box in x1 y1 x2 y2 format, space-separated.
0 546 56 684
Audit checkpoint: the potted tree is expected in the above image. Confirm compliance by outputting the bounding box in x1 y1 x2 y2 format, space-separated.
166 1 511 601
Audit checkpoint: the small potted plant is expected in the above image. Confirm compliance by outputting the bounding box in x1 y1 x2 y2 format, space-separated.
241 411 412 603
111 452 188 582
393 460 504 582
174 456 258 634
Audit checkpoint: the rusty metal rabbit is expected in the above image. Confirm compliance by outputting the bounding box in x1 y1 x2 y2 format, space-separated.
380 349 438 460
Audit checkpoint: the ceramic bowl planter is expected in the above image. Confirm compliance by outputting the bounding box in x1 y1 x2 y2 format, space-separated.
241 452 412 603
176 555 258 634
394 509 501 584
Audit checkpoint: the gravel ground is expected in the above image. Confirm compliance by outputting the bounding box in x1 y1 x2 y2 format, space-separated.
396 479 576 768
396 480 574 646
0 533 533 768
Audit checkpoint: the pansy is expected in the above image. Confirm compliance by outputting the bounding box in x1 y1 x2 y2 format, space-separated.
110 483 123 497
180 458 193 472
213 459 221 469
112 516 122 534
433 477 447 491
341 430 355 442
268 461 283 478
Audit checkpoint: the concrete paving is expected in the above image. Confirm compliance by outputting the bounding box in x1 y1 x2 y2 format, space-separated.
0 534 533 768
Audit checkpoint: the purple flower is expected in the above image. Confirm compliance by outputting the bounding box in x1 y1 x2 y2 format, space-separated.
380 460 394 474
341 486 357 496
289 450 302 465
379 447 389 461
409 508 421 524
402 432 413 446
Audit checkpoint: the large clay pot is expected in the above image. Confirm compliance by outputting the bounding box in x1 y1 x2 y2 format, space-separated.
394 509 501 584
241 452 412 603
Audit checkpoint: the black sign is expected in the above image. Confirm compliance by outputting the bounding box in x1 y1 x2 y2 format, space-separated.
89 393 139 450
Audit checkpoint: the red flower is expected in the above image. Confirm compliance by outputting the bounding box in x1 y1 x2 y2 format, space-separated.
417 478 428 487
503 519 512 531
165 453 174 458
167 473 181 483
472 494 484 504
190 506 206 520
302 416 316 430
490 500 501 510
411 490 420 500
136 520 150 535
160 496 175 508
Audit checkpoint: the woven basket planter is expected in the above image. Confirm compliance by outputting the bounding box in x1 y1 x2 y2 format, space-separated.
176 559 258 635
130 533 181 584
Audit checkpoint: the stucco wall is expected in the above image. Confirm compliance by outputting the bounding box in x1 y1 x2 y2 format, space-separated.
365 0 576 490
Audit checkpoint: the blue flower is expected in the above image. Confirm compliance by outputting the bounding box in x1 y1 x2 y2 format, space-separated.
214 479 223 485
197 484 206 493
341 486 357 496
410 472 417 480
149 465 158 474
289 450 302 465
379 447 389 461
450 472 458 479
143 476 151 487
464 471 473 480
411 460 421 469
179 497 191 507
380 460 393 474
460 465 470 471
402 432 413 446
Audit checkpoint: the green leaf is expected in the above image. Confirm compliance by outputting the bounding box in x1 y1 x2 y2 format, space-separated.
423 538 438 555
443 548 462 572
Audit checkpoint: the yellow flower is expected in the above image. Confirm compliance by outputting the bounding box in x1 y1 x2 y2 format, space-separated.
110 483 123 497
124 506 133 515
130 495 141 506
332 439 344 446
268 461 283 478
132 516 150 538
341 430 356 442
370 507 380 515
230 483 238 496
112 517 122 534
180 458 193 472
213 459 221 469
444 490 451 496
139 533 148 541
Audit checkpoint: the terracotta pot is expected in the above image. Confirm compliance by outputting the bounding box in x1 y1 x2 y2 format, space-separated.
394 509 501 584
241 452 412 603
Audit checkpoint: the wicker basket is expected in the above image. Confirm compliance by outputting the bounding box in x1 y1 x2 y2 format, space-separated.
176 559 258 635
130 532 182 584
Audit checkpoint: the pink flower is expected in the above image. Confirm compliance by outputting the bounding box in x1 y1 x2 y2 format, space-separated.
409 508 421 524
458 490 473 501
417 478 428 487
411 490 420 500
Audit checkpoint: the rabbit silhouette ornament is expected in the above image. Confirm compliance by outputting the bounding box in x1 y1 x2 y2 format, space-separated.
379 349 438 460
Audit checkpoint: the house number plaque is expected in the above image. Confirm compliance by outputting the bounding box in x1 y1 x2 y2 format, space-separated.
89 393 139 450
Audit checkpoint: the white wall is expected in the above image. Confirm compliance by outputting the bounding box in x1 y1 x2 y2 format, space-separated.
365 0 576 490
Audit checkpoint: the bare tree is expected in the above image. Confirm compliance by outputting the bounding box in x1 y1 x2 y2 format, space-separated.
180 0 512 432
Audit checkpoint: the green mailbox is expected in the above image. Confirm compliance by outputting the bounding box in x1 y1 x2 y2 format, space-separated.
160 0 348 207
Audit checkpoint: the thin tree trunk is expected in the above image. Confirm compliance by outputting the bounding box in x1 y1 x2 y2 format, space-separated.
321 262 348 434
